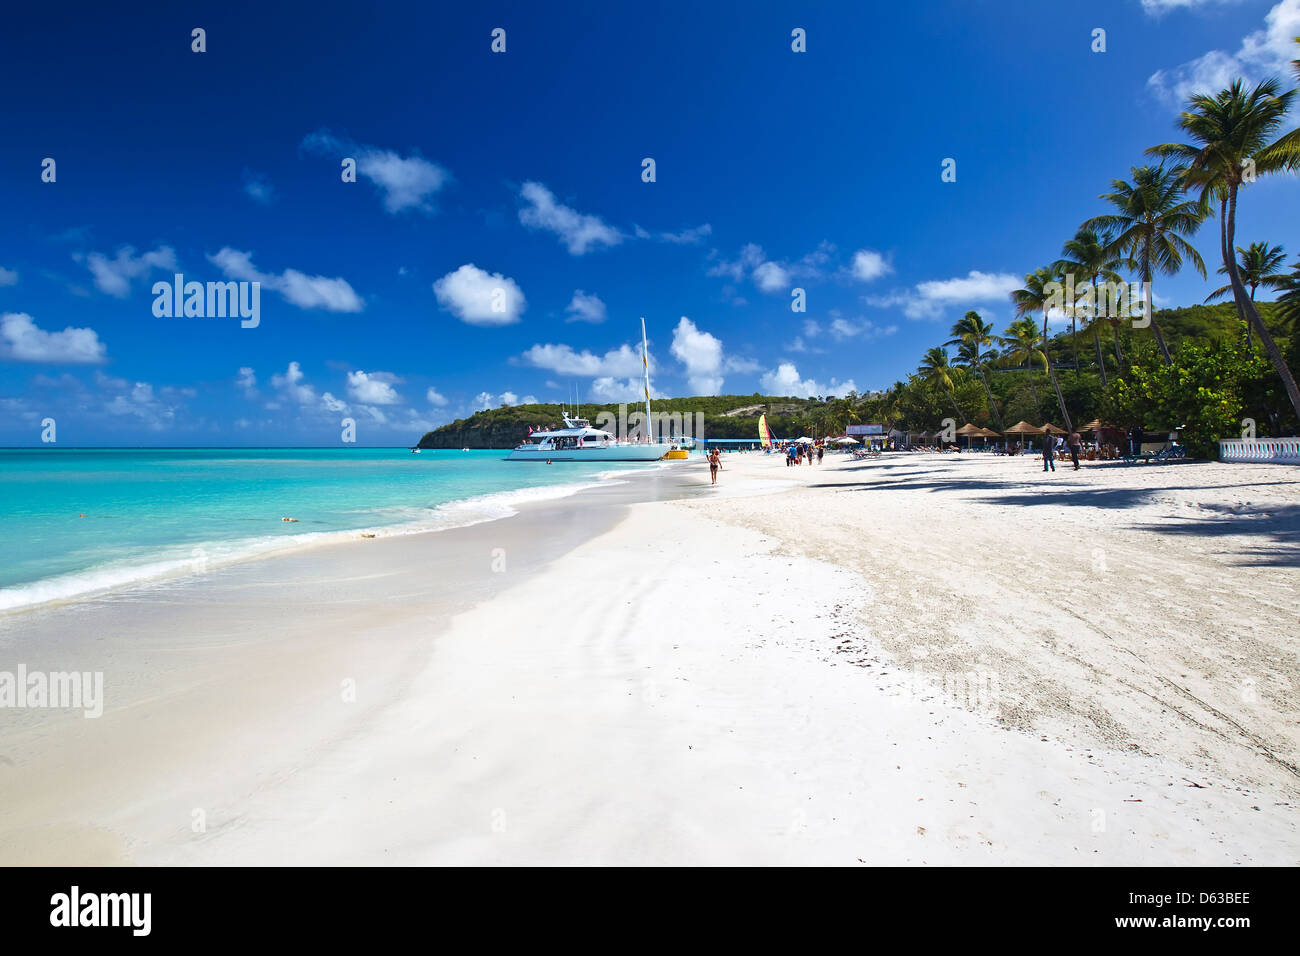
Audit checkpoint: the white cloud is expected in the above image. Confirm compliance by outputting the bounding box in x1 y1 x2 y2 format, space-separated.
242 170 274 204
658 224 713 245
1 312 107 364
302 131 450 214
752 260 791 293
95 372 179 430
565 289 607 323
827 313 898 341
867 269 1020 321
1139 0 1244 15
708 242 832 295
590 377 647 402
473 391 495 411
518 182 623 255
85 245 177 297
433 263 526 326
707 243 765 283
849 249 892 282
236 366 258 398
347 370 402 405
1148 0 1300 105
0 266 18 286
519 342 644 377
426 386 448 406
760 362 857 399
271 361 317 405
670 316 725 395
208 248 364 312
915 270 1021 304
322 392 349 413
500 391 519 406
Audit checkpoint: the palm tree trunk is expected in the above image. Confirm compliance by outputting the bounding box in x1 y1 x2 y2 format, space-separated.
1091 276 1108 387
1142 254 1173 364
1043 318 1072 431
1071 316 1081 377
1224 185 1300 425
979 366 1004 430
1110 318 1125 369
1092 322 1107 387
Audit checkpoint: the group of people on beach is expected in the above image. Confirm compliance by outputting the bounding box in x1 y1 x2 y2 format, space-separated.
783 443 823 467
1041 429 1084 472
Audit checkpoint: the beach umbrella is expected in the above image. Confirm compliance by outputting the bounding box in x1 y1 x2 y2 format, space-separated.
1003 420 1041 453
1040 423 1068 435
1079 419 1104 432
1004 421 1041 437
795 436 814 443
832 436 859 444
955 423 982 450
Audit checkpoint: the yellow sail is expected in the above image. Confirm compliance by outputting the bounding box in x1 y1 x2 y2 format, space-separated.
758 413 772 448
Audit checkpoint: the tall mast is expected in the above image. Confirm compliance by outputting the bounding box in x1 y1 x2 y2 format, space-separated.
641 317 653 443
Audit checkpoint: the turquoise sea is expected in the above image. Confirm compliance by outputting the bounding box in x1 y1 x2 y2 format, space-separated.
0 448 649 612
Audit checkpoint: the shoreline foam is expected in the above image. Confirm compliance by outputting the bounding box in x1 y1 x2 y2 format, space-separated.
0 468 650 616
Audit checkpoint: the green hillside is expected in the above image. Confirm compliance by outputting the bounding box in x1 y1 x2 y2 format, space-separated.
415 395 831 449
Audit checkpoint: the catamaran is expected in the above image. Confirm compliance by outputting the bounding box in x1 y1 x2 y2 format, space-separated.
507 319 692 462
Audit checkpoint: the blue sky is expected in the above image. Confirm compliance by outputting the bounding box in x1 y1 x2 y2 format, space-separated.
2 0 1299 445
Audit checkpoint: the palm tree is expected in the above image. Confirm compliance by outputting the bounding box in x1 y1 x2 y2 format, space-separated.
1149 78 1300 422
946 310 1004 430
1001 317 1045 408
1053 226 1126 385
1204 241 1287 303
1085 164 1207 364
918 346 964 421
1204 241 1288 346
1011 267 1073 431
1276 256 1300 333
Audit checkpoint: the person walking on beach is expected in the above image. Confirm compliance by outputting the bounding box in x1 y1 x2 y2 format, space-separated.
708 448 721 485
1068 429 1082 471
816 444 824 464
1042 436 1055 472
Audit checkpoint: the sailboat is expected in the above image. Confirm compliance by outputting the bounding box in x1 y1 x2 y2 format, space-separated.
507 319 691 462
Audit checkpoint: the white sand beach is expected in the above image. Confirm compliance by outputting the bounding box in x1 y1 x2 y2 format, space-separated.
1 452 1298 865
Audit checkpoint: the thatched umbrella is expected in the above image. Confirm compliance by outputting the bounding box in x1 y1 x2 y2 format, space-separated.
1003 420 1041 454
955 423 981 450
1040 423 1068 435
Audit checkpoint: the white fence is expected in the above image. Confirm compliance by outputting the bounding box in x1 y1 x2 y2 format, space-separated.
1218 438 1300 464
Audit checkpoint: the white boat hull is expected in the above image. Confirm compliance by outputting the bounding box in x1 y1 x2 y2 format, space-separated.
506 443 675 462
